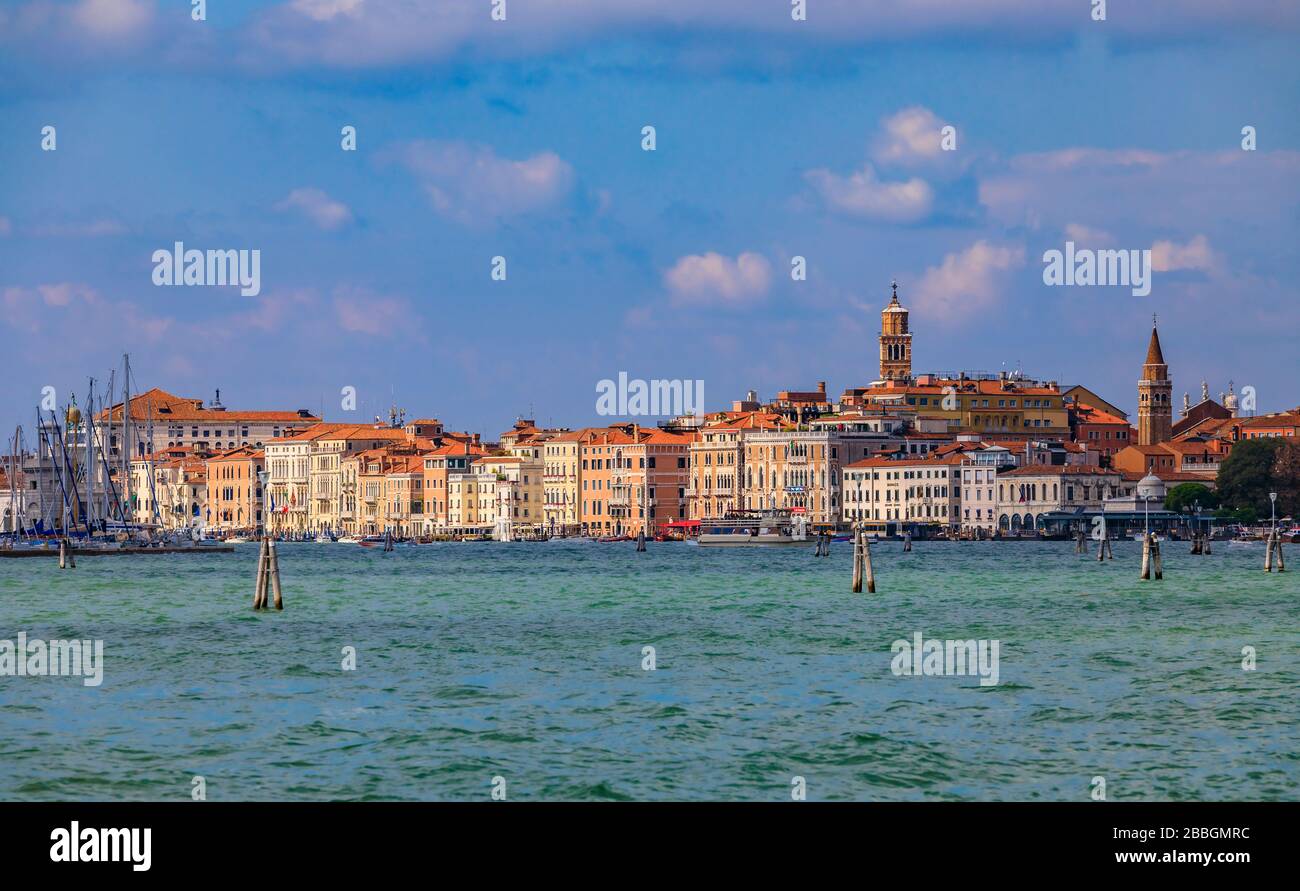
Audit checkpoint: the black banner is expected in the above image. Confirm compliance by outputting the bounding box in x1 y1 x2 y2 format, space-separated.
2 801 1286 877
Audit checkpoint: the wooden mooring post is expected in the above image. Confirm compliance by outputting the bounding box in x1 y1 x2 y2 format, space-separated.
1264 530 1285 573
636 530 646 552
253 536 285 610
903 531 912 553
1140 532 1163 581
851 527 876 593
1075 529 1087 554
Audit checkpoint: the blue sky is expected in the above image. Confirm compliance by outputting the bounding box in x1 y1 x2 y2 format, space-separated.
1 0 1298 436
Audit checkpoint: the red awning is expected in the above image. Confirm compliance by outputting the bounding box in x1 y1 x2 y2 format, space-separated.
663 520 701 528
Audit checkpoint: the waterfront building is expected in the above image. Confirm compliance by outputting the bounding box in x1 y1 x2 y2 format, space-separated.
98 388 319 458
446 462 494 534
995 465 1122 533
308 425 423 534
265 424 351 534
543 429 589 536
687 411 791 521
739 419 905 525
579 425 693 536
421 440 488 533
0 468 17 533
382 455 426 538
146 449 209 530
204 446 264 533
841 452 965 533
472 453 545 540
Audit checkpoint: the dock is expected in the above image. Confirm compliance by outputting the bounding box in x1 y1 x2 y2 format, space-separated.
0 545 235 558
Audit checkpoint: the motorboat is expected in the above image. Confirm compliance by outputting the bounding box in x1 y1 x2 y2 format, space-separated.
697 510 815 547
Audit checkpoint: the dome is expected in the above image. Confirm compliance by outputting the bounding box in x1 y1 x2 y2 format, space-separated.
1136 473 1166 500
65 405 82 427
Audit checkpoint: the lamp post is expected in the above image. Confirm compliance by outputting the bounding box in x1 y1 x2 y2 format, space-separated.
258 470 270 538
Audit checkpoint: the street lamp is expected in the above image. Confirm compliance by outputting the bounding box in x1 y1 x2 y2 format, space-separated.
258 470 270 538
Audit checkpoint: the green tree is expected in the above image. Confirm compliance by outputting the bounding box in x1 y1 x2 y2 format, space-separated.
1216 439 1285 515
1165 482 1217 514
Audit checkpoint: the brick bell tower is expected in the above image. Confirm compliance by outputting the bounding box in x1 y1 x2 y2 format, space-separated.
879 280 912 381
1137 314 1173 445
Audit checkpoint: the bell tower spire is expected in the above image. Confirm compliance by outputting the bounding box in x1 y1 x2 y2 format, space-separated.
1137 317 1172 445
879 280 912 382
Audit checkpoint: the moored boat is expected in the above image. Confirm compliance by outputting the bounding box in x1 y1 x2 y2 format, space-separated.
697 510 814 547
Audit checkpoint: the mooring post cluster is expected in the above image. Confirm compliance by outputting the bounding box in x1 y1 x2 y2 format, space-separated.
1140 532 1163 581
813 531 831 557
58 538 76 569
1264 530 1286 573
851 525 876 593
252 536 283 610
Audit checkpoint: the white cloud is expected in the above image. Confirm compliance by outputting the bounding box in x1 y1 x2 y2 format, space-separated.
1151 234 1217 273
910 240 1026 321
804 163 933 223
980 149 1300 232
332 287 423 340
275 187 354 230
234 0 1300 70
1063 223 1114 248
872 106 949 166
664 251 771 307
71 0 152 37
384 140 574 226
290 0 364 22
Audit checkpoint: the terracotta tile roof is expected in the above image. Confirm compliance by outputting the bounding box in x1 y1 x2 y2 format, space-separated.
1074 402 1129 426
99 387 319 425
1001 464 1119 477
844 453 968 469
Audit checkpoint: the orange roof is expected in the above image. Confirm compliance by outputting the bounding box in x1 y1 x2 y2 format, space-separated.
99 387 318 424
426 440 488 457
1074 402 1129 426
1001 464 1118 477
207 445 265 462
844 453 967 470
1239 408 1300 428
266 423 417 444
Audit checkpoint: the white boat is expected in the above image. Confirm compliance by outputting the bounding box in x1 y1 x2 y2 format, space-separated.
697 510 815 547
336 536 361 544
226 536 250 544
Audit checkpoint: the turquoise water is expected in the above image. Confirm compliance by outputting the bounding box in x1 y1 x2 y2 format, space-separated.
1 540 1296 801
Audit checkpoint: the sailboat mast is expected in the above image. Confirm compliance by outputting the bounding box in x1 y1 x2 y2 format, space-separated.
124 354 131 522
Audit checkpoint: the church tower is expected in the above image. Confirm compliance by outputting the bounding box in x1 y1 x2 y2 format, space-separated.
1137 316 1173 445
879 281 912 382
